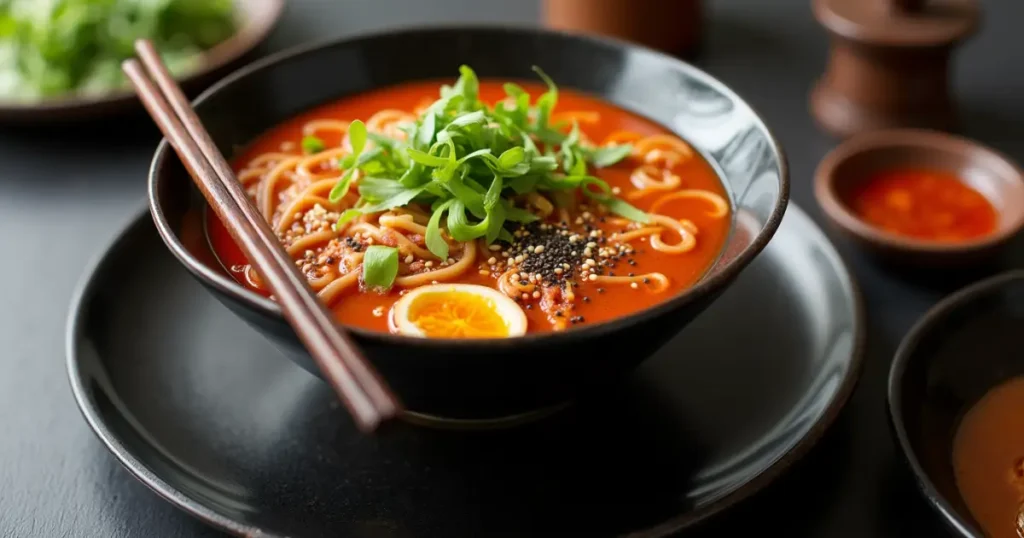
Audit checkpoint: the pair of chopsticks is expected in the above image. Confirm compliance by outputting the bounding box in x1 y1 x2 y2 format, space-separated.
123 39 401 433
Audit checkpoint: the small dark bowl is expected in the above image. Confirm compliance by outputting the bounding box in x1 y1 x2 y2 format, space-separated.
0 0 283 123
148 26 789 426
814 129 1024 268
888 270 1024 537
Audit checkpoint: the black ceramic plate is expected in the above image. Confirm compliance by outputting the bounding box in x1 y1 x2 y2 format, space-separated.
67 203 863 538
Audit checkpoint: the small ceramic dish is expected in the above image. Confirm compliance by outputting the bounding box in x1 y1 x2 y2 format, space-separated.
888 270 1024 538
814 129 1024 267
0 0 283 123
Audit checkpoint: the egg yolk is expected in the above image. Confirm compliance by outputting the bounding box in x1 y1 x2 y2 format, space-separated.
405 291 510 338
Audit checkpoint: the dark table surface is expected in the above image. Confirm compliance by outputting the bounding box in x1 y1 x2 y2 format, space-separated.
3 0 1023 536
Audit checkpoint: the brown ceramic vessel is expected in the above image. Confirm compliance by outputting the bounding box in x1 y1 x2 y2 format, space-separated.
0 0 283 123
811 0 980 139
814 129 1024 267
542 0 702 57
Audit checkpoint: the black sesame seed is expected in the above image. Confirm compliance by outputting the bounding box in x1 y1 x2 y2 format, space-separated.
555 311 563 317
643 277 650 284
628 259 636 266
582 296 590 303
597 288 606 294
628 272 635 277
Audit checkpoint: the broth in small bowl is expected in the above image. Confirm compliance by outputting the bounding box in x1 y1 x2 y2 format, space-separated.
148 27 789 426
889 270 1024 538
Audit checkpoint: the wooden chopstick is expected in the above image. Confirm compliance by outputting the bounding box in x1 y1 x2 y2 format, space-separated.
123 39 401 433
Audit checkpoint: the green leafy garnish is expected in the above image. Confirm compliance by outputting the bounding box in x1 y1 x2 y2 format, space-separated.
362 245 399 291
586 144 634 168
329 119 368 203
0 0 238 102
301 135 325 154
328 65 650 259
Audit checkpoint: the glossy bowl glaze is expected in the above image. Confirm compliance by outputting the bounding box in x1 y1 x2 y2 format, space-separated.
888 270 1024 537
814 129 1024 268
148 26 790 425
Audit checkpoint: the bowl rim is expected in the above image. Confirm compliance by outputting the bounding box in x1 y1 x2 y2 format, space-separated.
887 269 1024 538
147 23 791 347
0 0 284 116
813 128 1024 255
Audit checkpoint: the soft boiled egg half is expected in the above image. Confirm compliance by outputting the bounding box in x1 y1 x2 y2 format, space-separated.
389 283 528 338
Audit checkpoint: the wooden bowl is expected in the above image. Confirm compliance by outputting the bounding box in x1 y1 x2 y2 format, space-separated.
0 0 284 123
814 129 1024 267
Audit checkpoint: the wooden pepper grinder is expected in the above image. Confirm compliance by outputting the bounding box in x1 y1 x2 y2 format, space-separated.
810 0 980 138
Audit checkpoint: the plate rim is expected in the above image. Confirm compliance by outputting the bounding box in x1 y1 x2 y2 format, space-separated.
66 203 865 538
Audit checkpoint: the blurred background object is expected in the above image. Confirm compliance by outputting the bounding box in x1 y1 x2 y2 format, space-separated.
541 0 703 57
810 0 980 138
0 0 283 121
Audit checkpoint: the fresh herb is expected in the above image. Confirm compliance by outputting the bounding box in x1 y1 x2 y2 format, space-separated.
0 0 237 102
301 135 325 154
330 65 648 259
362 245 399 290
329 119 368 202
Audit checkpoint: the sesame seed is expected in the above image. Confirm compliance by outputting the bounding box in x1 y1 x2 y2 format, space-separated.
404 254 414 264
425 261 434 268
532 291 541 299
489 244 501 251
534 245 545 253
487 257 497 265
588 274 598 281
630 282 639 289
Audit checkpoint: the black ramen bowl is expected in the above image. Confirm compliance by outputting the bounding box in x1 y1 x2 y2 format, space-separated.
148 26 790 426
888 270 1024 537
